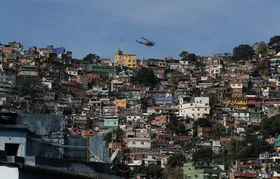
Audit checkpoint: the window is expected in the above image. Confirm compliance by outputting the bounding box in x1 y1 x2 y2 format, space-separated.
128 60 131 62
197 108 200 111
192 109 194 111
141 142 144 145
5 143 19 156
132 142 136 144
205 108 207 111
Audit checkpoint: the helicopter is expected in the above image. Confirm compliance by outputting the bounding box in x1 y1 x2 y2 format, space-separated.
136 37 156 47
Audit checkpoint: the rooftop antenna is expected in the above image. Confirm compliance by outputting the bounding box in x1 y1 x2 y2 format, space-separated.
118 39 123 55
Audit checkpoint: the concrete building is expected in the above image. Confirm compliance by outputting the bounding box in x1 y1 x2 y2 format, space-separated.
0 70 17 99
111 79 123 92
114 50 137 68
179 97 210 120
0 112 27 157
0 126 27 157
103 116 119 128
183 163 220 179
126 138 151 149
269 52 280 79
18 66 38 76
208 65 222 75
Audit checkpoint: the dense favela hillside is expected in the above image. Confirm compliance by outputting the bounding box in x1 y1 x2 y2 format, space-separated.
1 35 280 178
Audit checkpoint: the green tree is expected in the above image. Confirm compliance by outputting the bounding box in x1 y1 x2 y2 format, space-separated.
203 93 219 113
16 77 49 100
237 139 274 160
268 35 280 52
147 163 163 178
134 161 148 177
224 141 245 169
167 153 185 167
164 166 183 179
233 44 254 60
260 114 280 137
165 112 189 135
188 53 197 62
212 124 225 138
132 67 159 88
115 127 124 139
83 53 100 64
165 70 183 86
254 59 268 76
194 118 212 128
253 41 268 57
105 132 112 146
192 148 214 162
179 51 189 60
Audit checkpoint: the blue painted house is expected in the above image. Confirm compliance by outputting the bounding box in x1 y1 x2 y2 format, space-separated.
155 97 176 105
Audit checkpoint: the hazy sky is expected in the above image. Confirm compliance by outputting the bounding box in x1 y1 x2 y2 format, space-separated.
1 0 279 59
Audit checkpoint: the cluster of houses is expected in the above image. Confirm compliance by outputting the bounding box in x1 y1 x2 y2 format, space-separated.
1 41 280 178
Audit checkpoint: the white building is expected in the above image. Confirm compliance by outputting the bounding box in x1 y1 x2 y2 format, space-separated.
208 65 222 75
126 138 151 149
178 97 210 120
126 115 147 122
65 68 78 76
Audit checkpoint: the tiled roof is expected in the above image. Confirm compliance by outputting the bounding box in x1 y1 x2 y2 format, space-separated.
22 164 98 179
0 162 98 179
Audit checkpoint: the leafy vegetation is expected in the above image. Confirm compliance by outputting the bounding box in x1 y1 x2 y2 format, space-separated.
165 113 189 135
212 124 226 138
268 35 280 52
167 153 185 167
16 77 49 100
224 139 273 169
179 51 189 60
147 163 163 178
233 44 254 60
192 148 214 162
131 67 159 89
105 127 123 146
165 70 184 86
188 53 197 62
164 153 185 179
253 41 268 57
82 53 101 64
260 114 280 137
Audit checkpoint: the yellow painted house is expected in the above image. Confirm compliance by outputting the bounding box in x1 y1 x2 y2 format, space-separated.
114 50 136 68
114 99 127 113
227 99 247 106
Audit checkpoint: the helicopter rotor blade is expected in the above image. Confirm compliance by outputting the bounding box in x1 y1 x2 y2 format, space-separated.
141 37 150 41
